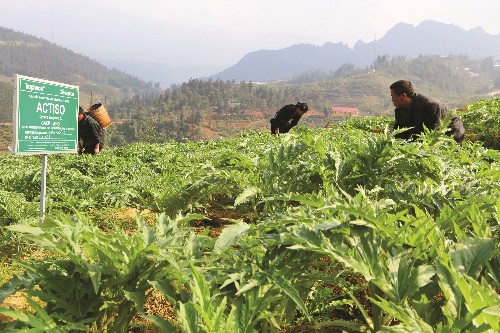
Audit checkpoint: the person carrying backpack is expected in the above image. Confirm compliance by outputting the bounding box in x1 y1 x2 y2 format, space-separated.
78 106 104 155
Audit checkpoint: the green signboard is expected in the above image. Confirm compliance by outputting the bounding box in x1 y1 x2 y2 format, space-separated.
10 75 79 155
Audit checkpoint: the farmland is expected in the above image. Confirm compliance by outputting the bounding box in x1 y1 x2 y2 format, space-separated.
0 98 499 332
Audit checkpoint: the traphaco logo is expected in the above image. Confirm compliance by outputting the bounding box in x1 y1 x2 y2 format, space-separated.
24 83 75 97
25 83 45 92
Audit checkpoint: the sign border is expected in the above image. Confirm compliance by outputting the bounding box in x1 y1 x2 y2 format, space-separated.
10 74 79 155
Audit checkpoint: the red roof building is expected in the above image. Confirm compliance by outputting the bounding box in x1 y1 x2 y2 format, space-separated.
331 106 360 116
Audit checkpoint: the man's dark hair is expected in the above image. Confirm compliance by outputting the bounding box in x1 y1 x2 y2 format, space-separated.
296 101 309 112
390 80 414 96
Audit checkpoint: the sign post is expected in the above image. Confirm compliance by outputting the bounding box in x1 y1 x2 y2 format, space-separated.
40 154 48 221
10 75 79 222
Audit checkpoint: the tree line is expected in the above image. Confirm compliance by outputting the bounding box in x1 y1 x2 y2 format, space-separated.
105 79 327 144
291 54 499 91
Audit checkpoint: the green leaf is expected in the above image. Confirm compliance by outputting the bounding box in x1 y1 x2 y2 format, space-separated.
386 251 435 302
6 223 45 236
214 223 250 253
179 302 199 333
235 279 262 296
235 186 259 206
316 319 368 332
265 269 309 319
371 297 434 333
451 237 495 278
86 263 102 294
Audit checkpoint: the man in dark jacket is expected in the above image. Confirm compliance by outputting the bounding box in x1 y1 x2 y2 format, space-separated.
270 101 309 134
390 80 465 144
78 107 104 154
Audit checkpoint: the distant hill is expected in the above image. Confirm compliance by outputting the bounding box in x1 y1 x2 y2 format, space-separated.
210 20 500 82
0 27 161 122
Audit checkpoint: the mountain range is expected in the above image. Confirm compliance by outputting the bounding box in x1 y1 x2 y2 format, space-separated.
209 20 500 82
1 20 498 88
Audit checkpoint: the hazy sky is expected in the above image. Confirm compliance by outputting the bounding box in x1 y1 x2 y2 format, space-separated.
1 0 499 84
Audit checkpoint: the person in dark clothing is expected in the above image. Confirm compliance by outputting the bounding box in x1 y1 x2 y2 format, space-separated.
270 102 309 134
78 107 104 155
390 80 465 144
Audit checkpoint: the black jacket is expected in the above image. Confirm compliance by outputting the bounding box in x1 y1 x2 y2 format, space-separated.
393 93 465 143
270 104 302 134
78 115 104 153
